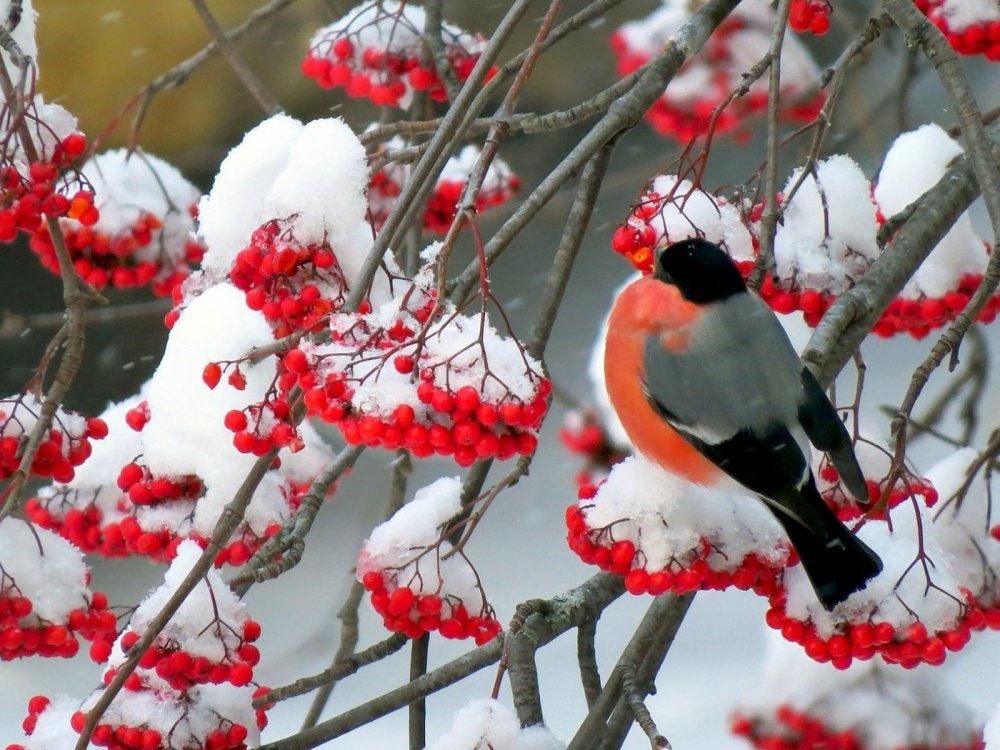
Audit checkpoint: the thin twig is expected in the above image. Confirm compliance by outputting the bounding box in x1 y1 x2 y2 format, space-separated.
188 0 281 115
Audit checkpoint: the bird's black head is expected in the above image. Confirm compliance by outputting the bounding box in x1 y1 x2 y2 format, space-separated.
654 238 747 304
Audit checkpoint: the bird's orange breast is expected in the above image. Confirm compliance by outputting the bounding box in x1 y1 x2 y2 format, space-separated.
604 277 720 486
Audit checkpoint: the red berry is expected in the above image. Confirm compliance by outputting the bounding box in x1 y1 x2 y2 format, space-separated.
394 355 414 374
224 410 248 432
202 362 222 389
454 385 479 412
284 348 309 374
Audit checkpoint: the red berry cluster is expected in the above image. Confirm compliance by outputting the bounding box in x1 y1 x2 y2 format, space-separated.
101 619 261 691
26 490 286 568
788 0 832 35
610 220 656 274
303 14 493 107
609 18 824 142
0 132 93 244
228 220 348 338
116 462 204 507
736 195 1000 336
421 174 521 235
0 588 116 661
559 411 629 491
731 705 982 750
69 719 168 750
0 399 107 483
916 0 1000 59
294 294 549 465
565 506 786 597
13 695 55 743
367 152 520 234
749 263 1000 337
63 707 256 750
818 463 938 522
610 188 748 276
761 586 1000 669
26 496 166 561
29 209 204 297
730 706 862 750
223 396 304 457
361 571 501 645
335 374 547 466
871 273 1000 339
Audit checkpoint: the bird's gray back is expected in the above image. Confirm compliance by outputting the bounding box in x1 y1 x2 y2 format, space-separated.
642 293 803 441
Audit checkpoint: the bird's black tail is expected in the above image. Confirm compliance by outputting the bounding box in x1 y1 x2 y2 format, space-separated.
772 480 883 611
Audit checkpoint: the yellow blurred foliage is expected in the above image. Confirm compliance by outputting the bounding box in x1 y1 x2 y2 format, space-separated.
34 0 320 173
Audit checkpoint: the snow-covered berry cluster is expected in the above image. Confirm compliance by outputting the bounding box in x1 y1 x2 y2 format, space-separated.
610 0 823 141
916 0 1000 59
559 409 629 500
815 435 939 522
0 99 96 245
9 548 265 750
566 455 790 598
765 447 1000 670
789 0 832 35
758 125 997 336
367 142 519 234
731 637 983 750
611 175 755 274
29 150 204 297
303 0 493 108
0 393 107 483
358 478 502 644
0 519 116 661
291 249 549 466
614 126 1000 339
25 359 329 567
423 146 520 234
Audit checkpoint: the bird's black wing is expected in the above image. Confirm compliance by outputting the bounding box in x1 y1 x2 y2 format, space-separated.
796 367 868 504
646 394 809 515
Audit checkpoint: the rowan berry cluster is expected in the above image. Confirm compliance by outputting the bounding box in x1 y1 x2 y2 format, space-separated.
361 570 501 645
0 395 107 483
731 703 983 750
788 0 832 35
0 520 117 664
367 144 520 234
303 0 492 108
730 706 863 750
610 3 823 142
0 588 115 661
25 395 314 570
871 273 998 339
285 265 549 466
300 344 549 466
762 591 983 670
743 252 999 341
559 410 629 500
30 207 204 298
14 544 267 750
614 144 1000 340
565 505 785 597
818 462 938 522
610 177 755 276
99 618 261 692
228 219 348 338
916 0 1000 59
0 130 93 242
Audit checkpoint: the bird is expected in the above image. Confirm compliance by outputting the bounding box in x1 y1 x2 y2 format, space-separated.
603 237 882 610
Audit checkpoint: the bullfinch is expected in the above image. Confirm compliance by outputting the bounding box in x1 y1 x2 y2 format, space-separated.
603 237 882 610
